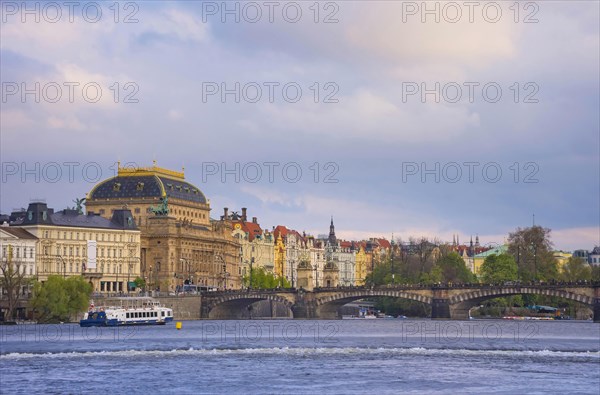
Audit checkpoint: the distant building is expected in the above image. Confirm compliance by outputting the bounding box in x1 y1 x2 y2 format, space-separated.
0 226 38 297
553 251 572 272
230 209 275 281
589 247 600 266
11 202 140 293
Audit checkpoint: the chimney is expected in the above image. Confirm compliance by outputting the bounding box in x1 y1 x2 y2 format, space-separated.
223 207 228 219
242 207 247 221
252 217 257 224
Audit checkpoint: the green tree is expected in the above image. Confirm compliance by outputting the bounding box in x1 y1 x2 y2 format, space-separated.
432 252 475 283
507 226 558 281
560 257 592 281
364 261 403 285
480 254 518 284
243 267 291 289
592 265 600 281
133 276 146 290
29 275 92 323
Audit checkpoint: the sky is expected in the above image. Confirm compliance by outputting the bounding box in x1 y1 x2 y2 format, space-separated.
1 0 599 251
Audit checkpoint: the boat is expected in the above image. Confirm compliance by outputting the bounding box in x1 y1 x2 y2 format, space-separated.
80 297 173 327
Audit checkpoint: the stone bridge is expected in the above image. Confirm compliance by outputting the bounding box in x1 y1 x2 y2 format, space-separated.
200 283 600 321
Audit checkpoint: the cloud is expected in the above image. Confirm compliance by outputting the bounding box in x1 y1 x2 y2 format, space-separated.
46 115 87 131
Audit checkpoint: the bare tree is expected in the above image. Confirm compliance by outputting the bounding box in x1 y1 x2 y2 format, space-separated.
0 258 32 321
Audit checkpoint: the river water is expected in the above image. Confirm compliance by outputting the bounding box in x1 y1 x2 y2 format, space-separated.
1 319 599 394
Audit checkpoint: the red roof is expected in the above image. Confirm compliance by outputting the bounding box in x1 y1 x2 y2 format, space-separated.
375 238 391 249
232 220 263 241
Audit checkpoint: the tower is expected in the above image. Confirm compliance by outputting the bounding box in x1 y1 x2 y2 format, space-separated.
328 216 337 246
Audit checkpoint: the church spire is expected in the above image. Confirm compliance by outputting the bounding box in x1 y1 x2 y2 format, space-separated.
328 216 337 245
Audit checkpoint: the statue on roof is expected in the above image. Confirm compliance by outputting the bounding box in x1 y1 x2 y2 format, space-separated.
73 198 86 214
149 196 169 216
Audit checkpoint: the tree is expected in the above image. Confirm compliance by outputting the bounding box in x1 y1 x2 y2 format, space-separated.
592 265 600 282
480 254 518 284
133 276 146 290
0 257 32 321
29 275 92 323
243 267 290 289
507 226 557 281
410 237 436 277
560 257 592 282
433 252 475 283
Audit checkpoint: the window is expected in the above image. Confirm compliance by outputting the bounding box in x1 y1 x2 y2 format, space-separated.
2 247 5 257
30 248 34 258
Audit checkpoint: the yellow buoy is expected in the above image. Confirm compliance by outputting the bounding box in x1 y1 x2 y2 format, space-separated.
176 322 182 330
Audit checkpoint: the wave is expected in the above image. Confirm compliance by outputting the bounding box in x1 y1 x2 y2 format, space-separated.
2 347 599 360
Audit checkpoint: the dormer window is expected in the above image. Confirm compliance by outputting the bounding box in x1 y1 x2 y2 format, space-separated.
136 182 144 191
113 182 121 192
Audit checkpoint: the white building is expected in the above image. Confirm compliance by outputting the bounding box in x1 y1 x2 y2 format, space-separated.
0 226 38 294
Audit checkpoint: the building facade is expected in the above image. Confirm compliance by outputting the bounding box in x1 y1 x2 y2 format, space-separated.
229 208 276 282
85 163 242 291
12 202 140 293
0 227 38 297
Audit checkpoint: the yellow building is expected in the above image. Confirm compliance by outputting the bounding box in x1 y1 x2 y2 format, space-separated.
13 202 141 293
553 251 572 273
354 246 368 286
274 234 286 279
86 163 241 291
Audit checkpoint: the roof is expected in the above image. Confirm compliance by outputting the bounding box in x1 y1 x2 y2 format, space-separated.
232 221 263 241
474 245 508 258
0 227 37 240
15 202 138 231
87 165 207 204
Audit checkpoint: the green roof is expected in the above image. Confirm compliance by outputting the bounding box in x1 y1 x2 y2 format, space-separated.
474 245 508 258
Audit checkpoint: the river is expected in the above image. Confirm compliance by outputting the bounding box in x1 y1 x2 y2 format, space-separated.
1 319 599 394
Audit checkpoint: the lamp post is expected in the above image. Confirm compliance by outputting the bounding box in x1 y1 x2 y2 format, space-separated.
249 257 254 290
390 238 395 285
55 255 66 279
214 252 226 290
127 261 133 294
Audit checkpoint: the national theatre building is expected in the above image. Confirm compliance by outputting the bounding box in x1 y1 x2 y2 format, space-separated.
85 162 241 292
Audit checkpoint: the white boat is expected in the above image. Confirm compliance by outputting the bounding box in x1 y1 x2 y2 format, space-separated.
80 297 173 327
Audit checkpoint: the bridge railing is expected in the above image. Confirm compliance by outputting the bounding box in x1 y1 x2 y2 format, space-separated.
200 280 599 295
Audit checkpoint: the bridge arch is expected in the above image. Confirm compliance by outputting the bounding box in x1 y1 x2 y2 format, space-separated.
448 287 596 320
314 290 432 319
202 292 295 319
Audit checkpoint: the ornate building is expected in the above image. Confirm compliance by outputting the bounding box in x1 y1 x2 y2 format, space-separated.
85 163 241 291
11 202 140 293
323 218 355 286
229 208 275 281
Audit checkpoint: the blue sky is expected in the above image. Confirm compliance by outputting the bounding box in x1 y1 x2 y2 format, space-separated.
1 1 598 250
